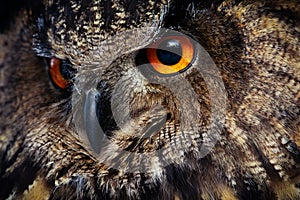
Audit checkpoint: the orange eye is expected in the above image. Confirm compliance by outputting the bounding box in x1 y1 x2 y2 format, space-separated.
146 35 194 75
48 57 74 90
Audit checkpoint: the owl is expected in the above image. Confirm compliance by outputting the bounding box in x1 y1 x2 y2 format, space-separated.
0 0 299 199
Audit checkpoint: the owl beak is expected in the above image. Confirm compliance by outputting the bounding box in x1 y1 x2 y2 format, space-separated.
83 88 105 154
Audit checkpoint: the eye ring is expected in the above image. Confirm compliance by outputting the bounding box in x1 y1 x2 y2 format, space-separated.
146 35 195 75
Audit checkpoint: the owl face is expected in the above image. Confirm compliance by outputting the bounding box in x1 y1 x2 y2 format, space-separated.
32 0 227 175
1 0 300 199
38 22 227 175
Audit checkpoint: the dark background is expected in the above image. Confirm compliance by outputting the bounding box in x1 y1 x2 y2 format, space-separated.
0 1 27 33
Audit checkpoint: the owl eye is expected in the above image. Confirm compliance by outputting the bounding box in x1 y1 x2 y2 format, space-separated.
48 57 75 90
145 35 195 75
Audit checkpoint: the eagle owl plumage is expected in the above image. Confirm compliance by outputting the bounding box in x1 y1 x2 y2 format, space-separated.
0 0 300 199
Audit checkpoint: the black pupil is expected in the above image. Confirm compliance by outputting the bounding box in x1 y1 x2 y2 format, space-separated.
156 39 182 65
60 59 75 80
